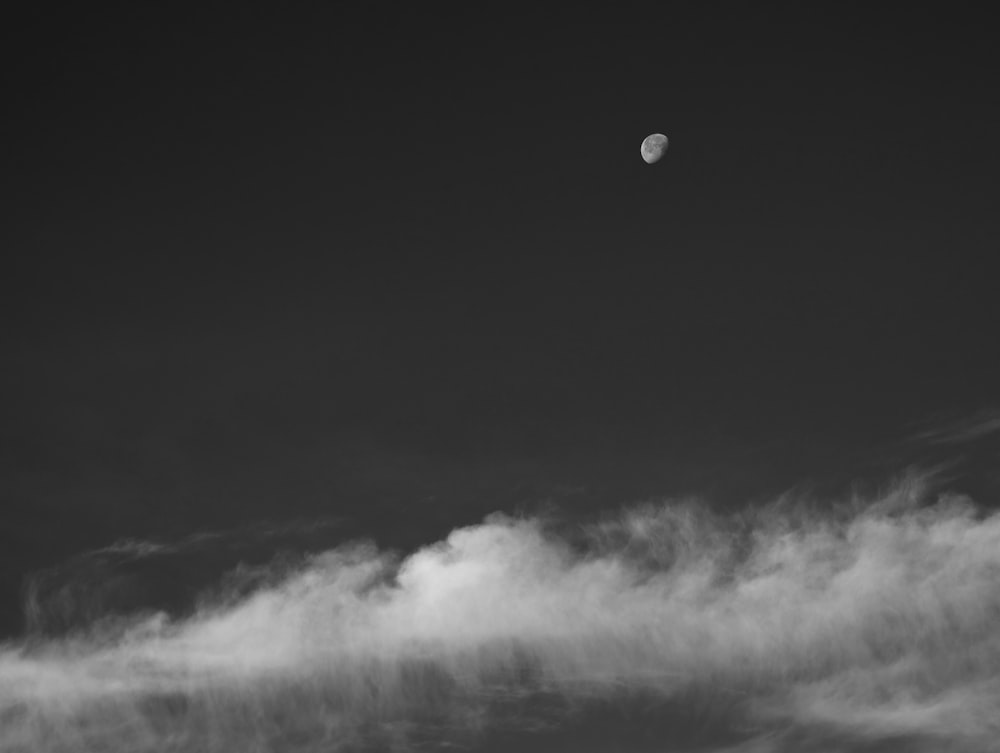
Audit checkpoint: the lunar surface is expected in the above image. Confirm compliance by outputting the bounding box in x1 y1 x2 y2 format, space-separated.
641 133 668 163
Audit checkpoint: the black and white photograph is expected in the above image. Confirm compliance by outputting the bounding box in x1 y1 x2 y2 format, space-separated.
3 6 1000 751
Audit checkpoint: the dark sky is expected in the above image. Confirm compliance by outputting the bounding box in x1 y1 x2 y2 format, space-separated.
3 7 999 632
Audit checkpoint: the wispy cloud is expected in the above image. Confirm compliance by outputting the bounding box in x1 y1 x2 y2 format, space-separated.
911 407 1000 445
2 473 999 751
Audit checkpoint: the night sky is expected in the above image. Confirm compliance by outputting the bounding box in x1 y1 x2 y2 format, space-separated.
3 7 1000 751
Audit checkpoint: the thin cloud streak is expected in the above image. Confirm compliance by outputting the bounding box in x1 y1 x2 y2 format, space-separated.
911 408 1000 445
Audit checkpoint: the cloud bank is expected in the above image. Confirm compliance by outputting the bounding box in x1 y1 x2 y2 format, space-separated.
2 473 1000 752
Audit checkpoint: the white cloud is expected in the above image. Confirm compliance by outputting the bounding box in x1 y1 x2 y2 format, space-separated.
2 473 1000 751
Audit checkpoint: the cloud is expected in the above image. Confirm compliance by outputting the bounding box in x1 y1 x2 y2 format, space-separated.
911 407 1000 445
2 472 1000 751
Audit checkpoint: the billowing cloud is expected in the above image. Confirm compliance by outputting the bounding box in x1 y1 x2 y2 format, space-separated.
2 473 999 751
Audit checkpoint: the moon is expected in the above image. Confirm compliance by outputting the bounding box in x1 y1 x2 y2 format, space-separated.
641 133 668 164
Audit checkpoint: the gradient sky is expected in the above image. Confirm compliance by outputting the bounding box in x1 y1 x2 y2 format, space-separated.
3 6 999 635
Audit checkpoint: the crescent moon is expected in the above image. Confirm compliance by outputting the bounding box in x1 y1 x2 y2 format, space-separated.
641 133 669 164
